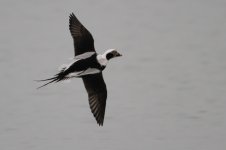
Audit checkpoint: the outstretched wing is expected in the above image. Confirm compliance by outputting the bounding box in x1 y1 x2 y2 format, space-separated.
69 13 107 126
82 73 107 126
69 13 95 56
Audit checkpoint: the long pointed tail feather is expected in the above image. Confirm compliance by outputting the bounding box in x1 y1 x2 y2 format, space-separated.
36 77 59 89
35 77 57 82
36 67 68 89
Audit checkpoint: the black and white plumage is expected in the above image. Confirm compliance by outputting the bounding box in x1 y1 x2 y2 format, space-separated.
37 13 121 126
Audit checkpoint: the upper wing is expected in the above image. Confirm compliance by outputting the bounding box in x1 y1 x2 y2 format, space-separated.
82 73 107 126
74 52 96 60
69 13 95 56
69 13 107 126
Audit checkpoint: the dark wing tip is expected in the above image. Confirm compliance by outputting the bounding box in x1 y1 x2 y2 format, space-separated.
69 12 76 20
70 12 75 16
89 93 107 126
68 12 95 56
69 12 80 27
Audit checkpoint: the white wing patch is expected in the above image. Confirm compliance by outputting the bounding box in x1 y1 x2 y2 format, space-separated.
74 52 96 60
66 68 101 78
66 71 83 78
97 54 108 66
79 68 101 76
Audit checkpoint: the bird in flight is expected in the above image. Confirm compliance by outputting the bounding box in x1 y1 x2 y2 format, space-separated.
37 13 122 126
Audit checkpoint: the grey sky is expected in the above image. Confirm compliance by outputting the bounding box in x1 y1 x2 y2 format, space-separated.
0 0 226 150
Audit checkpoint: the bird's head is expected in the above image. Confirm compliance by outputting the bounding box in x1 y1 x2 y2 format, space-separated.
104 49 122 60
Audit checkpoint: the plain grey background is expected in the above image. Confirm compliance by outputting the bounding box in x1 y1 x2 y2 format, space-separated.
0 0 226 149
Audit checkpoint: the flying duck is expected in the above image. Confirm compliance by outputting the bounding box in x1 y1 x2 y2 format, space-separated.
37 13 122 126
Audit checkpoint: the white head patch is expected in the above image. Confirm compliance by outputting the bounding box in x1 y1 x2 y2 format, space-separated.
97 49 117 66
97 54 108 66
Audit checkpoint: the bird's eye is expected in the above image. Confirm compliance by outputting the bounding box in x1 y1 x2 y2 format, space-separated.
106 53 114 60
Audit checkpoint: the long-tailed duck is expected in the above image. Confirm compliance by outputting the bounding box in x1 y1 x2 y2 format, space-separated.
37 13 122 126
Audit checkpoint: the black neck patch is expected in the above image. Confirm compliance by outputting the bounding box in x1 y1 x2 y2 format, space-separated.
106 53 114 60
